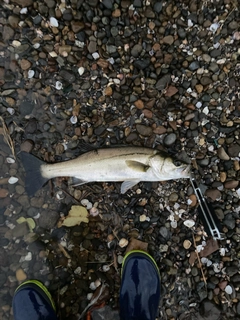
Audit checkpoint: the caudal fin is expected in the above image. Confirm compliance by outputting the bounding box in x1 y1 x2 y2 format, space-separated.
20 152 49 196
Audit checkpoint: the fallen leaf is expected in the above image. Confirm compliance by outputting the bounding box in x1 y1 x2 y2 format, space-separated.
200 238 219 257
17 217 35 232
165 85 178 97
59 205 89 227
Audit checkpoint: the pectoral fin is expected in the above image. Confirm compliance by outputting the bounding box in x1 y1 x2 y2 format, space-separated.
125 160 149 172
70 177 87 187
121 180 140 194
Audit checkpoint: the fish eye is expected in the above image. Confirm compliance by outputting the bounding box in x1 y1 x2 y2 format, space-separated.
173 160 182 167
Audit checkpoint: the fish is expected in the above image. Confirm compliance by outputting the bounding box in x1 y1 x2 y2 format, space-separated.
20 147 191 196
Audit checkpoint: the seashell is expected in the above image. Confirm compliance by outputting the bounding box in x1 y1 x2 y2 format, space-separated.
28 70 34 78
89 282 97 290
225 285 232 295
78 67 85 76
102 265 110 272
183 220 195 228
209 22 219 33
89 207 99 217
119 238 128 248
87 293 93 300
8 177 18 184
55 81 63 90
6 157 15 163
50 17 59 27
33 43 40 49
7 108 15 115
20 7 28 14
70 116 78 124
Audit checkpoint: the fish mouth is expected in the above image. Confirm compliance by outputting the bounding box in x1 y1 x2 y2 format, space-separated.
181 165 191 177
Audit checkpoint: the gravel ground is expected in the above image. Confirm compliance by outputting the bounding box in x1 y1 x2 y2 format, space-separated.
0 0 240 319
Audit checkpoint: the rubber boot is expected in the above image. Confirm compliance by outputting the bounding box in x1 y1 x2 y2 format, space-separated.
13 280 58 320
120 250 160 320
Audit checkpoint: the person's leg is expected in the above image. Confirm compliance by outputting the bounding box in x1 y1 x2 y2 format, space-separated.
13 280 58 320
119 250 161 320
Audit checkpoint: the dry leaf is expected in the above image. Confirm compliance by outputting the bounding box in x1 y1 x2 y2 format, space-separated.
59 205 89 227
200 238 219 257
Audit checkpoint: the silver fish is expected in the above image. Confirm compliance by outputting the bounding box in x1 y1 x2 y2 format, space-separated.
21 147 190 196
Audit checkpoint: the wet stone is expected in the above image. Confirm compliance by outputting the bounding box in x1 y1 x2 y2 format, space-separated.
228 144 240 157
38 210 59 229
19 100 35 116
154 2 163 13
12 222 29 238
200 77 212 86
159 226 170 240
59 70 76 83
189 61 200 71
164 133 177 146
136 124 152 137
209 62 219 73
131 44 143 58
224 214 235 230
210 49 221 58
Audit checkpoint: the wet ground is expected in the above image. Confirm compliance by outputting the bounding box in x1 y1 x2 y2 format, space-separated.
0 0 240 319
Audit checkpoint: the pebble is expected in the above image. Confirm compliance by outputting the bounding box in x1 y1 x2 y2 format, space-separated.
183 240 192 249
228 144 240 157
164 133 177 146
16 268 27 282
224 181 239 189
162 35 174 45
134 99 144 109
217 147 230 161
20 59 31 70
136 124 152 137
131 44 143 58
205 189 221 201
200 77 212 86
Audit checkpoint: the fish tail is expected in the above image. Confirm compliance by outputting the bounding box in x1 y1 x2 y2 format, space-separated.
20 152 48 196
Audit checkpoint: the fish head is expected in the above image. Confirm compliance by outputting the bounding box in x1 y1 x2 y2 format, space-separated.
151 154 191 180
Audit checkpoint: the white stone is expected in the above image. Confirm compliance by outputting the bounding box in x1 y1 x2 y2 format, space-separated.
183 219 195 228
8 177 18 184
50 17 59 27
28 70 35 78
196 102 202 108
20 7 28 14
7 107 15 115
55 81 63 90
78 67 85 76
92 52 100 60
209 23 219 33
225 285 232 295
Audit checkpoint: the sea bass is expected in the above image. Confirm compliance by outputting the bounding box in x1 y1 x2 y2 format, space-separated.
20 147 191 196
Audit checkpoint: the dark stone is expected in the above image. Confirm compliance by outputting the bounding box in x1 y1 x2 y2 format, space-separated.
19 100 35 116
199 300 221 319
133 59 150 70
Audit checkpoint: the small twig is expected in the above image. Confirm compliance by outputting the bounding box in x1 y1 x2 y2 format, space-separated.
58 243 71 259
0 116 15 159
192 233 207 287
